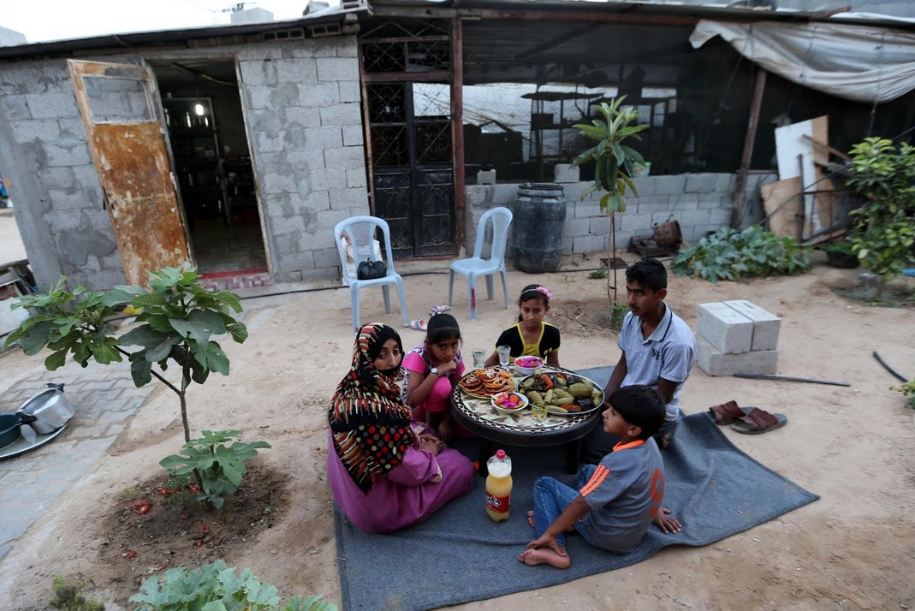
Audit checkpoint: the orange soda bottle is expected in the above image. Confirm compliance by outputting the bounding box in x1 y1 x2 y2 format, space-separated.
485 449 513 522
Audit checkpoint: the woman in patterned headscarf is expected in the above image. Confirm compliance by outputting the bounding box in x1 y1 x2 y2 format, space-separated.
327 322 474 533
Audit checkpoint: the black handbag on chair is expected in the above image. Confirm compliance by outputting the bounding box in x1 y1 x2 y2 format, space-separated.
356 259 387 280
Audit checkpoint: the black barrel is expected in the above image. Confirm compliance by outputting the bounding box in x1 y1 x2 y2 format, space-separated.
512 183 566 273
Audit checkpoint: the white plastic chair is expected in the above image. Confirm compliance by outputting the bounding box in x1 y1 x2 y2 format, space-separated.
448 206 513 320
334 216 409 332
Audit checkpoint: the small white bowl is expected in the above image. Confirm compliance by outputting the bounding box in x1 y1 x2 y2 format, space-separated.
491 391 529 415
513 356 544 376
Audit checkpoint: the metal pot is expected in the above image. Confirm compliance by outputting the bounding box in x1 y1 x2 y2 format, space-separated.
16 383 74 435
0 412 37 448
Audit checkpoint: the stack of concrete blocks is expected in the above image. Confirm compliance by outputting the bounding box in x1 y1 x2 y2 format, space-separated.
696 300 781 376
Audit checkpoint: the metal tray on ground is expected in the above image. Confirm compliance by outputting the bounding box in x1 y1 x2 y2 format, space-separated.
0 425 68 460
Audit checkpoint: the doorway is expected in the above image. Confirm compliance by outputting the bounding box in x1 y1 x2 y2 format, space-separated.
366 81 454 258
360 19 456 259
149 59 267 276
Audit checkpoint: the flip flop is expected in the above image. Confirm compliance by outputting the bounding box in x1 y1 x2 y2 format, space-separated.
707 400 753 425
731 407 787 435
407 319 427 331
429 305 451 316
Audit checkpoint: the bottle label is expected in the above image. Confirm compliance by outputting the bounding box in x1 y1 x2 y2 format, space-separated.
485 493 510 513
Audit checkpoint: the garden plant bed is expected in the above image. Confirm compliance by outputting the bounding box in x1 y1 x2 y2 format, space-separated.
96 461 289 601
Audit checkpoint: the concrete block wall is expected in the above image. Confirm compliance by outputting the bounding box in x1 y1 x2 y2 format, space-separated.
233 36 367 283
464 173 776 259
0 59 120 290
0 35 367 289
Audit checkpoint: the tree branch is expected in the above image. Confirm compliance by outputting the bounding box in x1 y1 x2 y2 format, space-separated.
113 346 182 395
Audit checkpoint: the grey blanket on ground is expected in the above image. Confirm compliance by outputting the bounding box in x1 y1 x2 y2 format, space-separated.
333 367 819 611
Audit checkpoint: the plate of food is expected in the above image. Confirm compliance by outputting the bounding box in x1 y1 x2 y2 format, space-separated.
458 367 515 399
491 391 529 415
518 370 604 416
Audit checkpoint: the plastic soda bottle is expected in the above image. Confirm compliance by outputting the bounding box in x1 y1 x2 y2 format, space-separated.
485 449 513 522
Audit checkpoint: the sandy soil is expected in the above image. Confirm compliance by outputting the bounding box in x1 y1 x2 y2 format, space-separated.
0 257 913 610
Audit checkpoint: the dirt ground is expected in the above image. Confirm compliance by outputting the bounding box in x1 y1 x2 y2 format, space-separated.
0 256 914 610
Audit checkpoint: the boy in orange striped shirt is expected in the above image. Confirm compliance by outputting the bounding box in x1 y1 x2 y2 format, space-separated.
520 385 681 569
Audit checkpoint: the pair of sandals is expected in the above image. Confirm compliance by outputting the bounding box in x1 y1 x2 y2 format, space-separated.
708 400 787 435
407 305 452 331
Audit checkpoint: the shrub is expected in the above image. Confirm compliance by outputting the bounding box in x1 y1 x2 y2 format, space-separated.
609 303 628 330
898 380 915 409
845 137 915 281
160 430 270 510
673 226 811 282
50 576 105 611
130 561 336 611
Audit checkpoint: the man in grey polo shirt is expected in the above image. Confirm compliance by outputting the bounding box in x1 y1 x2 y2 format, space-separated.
582 258 696 462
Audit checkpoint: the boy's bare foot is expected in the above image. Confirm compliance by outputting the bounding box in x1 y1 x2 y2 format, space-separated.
519 548 571 569
527 510 535 528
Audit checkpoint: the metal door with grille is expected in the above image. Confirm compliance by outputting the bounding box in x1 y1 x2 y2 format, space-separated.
360 20 454 258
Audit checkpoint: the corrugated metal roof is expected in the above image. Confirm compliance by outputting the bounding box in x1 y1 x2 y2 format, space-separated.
371 0 915 28
0 4 368 61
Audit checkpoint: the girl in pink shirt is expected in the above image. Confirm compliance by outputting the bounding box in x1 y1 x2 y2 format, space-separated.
402 313 466 441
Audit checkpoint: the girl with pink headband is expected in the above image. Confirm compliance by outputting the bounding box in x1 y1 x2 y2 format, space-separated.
484 284 561 368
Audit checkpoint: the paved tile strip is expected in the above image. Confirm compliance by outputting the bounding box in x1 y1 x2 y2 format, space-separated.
0 362 156 562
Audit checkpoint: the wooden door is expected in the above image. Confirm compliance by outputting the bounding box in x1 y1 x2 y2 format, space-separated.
68 60 190 286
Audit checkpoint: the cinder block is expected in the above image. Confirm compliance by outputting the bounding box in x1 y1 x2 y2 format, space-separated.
572 233 606 254
273 58 317 83
338 80 361 103
553 164 580 183
653 175 686 195
697 302 753 354
319 103 361 127
316 57 359 82
476 169 496 185
685 174 718 193
297 82 340 107
724 300 781 351
697 337 778 376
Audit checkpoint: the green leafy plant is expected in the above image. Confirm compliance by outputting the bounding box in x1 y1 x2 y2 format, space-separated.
160 430 270 510
5 267 247 443
50 576 105 611
6 267 253 504
130 560 336 611
572 96 648 306
609 303 628 330
845 137 915 284
898 380 915 409
588 268 607 280
672 226 811 282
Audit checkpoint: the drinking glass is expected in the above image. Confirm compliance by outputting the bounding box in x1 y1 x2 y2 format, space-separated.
472 351 486 369
496 345 511 368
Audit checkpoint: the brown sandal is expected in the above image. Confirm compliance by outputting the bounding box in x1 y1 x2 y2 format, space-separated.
708 400 751 425
731 407 787 435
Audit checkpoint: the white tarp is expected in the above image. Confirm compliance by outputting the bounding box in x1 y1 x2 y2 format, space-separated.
690 19 915 103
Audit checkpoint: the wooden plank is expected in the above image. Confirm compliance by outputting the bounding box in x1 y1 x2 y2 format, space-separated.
451 16 466 253
732 68 767 227
761 177 802 239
